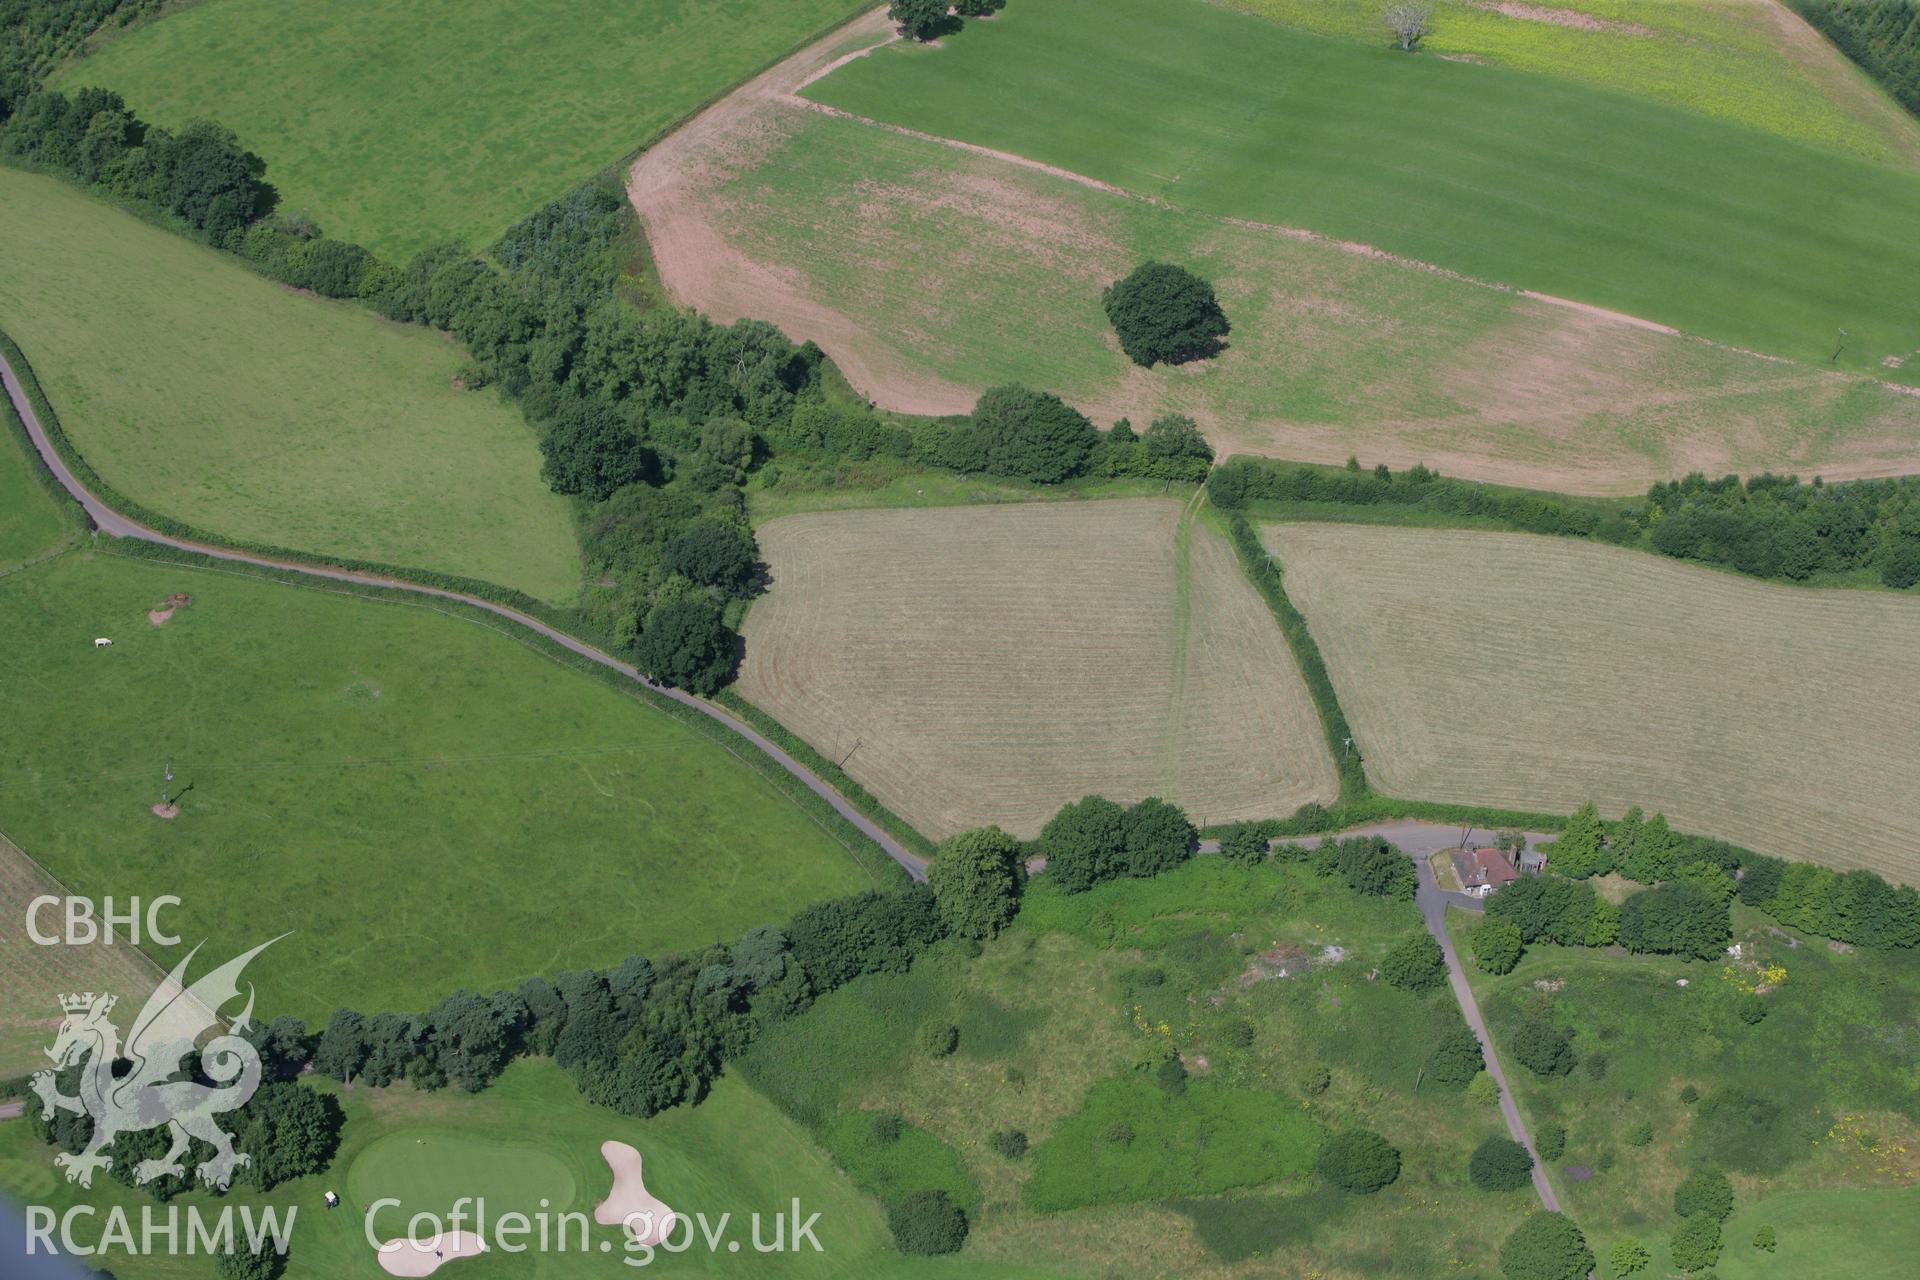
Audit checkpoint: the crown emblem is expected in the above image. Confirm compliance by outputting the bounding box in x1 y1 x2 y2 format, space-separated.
59 992 112 1014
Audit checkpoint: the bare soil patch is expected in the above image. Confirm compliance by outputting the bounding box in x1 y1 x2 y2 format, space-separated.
146 591 191 626
627 10 971 416
1471 1 1652 36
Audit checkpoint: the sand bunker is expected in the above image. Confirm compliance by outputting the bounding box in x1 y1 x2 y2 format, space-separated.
374 1230 486 1277
594 1140 678 1246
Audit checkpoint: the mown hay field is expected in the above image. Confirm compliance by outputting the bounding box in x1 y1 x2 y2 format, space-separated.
0 550 878 1021
0 168 578 601
808 0 1920 379
1265 523 1920 880
677 101 1920 493
0 833 173 1079
737 499 1336 839
61 0 869 258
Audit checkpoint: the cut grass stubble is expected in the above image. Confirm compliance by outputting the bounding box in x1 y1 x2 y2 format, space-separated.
736 498 1337 839
1264 522 1920 881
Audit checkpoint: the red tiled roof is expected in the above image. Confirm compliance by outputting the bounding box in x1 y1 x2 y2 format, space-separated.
1452 847 1519 888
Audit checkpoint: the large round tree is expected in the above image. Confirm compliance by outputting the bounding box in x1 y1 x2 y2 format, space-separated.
1317 1128 1401 1193
1102 262 1230 367
889 0 953 42
635 599 736 694
928 826 1026 939
967 384 1099 483
1499 1212 1593 1280
888 1189 968 1254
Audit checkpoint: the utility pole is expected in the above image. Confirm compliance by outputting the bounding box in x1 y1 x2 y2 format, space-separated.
838 739 862 768
1829 328 1847 366
161 761 173 808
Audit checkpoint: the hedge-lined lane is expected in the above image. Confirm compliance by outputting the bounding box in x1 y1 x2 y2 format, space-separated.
0 346 927 883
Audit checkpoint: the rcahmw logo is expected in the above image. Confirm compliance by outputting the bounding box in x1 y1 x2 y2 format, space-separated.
25 1203 295 1261
23 936 300 1259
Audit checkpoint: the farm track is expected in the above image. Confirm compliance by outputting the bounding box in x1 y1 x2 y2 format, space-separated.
1266 822 1562 1211
0 351 927 883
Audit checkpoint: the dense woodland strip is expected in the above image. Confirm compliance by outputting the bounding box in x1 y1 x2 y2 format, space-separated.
1794 0 1920 116
1210 457 1920 590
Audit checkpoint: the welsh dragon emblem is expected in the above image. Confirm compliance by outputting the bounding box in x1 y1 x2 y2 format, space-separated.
31 938 283 1190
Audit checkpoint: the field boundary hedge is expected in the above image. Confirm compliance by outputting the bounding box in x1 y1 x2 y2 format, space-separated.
1210 455 1920 595
1223 507 1918 954
1221 510 1573 839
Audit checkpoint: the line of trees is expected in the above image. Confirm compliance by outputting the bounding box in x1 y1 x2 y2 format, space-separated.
1208 455 1920 591
1644 471 1920 588
1033 794 1198 891
912 391 1214 486
0 1 164 124
1793 0 1920 116
1549 802 1920 949
1469 800 1920 975
2 85 273 238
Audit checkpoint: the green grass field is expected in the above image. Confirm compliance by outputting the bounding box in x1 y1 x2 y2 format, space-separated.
0 1059 1055 1278
743 860 1531 1277
348 1130 577 1236
0 549 881 1023
1716 1187 1920 1279
1226 0 1920 167
1449 905 1920 1277
59 0 868 258
0 369 75 570
700 105 1920 492
808 0 1920 377
0 168 579 599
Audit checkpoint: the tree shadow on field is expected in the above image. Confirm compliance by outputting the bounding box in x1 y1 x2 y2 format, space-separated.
1172 1185 1354 1262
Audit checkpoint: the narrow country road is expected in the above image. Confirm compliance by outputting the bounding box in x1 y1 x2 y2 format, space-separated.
0 352 927 882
